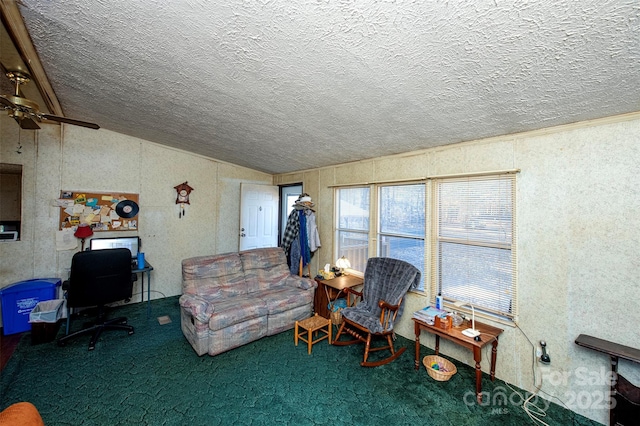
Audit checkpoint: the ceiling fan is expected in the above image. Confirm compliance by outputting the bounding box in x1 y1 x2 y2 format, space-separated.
0 70 99 130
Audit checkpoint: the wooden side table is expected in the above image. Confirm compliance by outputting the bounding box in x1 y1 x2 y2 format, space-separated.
413 317 503 404
313 275 364 319
295 314 332 354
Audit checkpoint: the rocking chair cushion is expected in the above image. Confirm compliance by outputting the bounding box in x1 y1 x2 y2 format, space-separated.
341 309 387 333
341 257 421 333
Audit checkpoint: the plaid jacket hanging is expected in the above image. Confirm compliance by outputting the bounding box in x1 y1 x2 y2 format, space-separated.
281 209 299 257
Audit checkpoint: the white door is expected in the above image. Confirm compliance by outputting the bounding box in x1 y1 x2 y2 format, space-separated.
239 183 279 250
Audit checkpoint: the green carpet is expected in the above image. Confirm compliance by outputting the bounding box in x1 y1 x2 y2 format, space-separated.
1 297 599 425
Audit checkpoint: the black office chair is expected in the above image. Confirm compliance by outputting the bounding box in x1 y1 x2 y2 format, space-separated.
58 248 135 350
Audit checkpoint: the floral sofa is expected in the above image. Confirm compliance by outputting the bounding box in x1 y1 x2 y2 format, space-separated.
179 247 317 356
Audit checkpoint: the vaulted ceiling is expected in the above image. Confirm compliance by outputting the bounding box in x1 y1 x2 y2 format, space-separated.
2 0 639 174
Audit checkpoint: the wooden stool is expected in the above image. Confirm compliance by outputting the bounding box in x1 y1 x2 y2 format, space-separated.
295 314 332 354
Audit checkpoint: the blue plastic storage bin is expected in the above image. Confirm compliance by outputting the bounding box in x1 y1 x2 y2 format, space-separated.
0 278 61 335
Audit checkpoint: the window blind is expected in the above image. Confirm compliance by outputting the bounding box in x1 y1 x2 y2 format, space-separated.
336 187 370 273
431 174 517 320
378 184 426 291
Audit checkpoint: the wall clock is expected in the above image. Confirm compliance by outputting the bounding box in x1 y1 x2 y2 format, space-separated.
174 181 194 218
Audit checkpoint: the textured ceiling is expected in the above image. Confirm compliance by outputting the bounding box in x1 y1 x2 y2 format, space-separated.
10 0 640 174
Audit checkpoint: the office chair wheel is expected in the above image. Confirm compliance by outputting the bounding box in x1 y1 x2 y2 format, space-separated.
128 330 134 335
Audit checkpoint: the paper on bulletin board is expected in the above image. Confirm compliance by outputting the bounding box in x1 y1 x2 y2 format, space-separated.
56 228 78 251
58 190 139 232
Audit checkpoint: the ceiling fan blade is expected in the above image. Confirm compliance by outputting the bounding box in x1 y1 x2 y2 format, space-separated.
14 116 41 129
0 95 17 108
41 113 100 130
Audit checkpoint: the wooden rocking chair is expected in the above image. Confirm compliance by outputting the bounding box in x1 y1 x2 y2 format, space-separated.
332 257 421 367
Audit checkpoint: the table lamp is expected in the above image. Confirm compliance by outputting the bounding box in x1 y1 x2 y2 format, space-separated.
335 256 351 275
74 224 93 251
453 300 480 338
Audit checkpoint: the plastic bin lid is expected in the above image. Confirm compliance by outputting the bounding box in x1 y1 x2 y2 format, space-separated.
0 278 62 295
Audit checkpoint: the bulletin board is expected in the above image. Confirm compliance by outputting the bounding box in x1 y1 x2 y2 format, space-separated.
58 191 139 232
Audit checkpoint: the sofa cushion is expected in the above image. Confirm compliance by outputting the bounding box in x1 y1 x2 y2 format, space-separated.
240 247 291 292
182 253 249 297
207 297 267 331
258 287 314 315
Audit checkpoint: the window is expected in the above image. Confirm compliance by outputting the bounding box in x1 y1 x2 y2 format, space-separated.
336 187 370 272
431 174 517 321
335 183 426 291
378 184 425 290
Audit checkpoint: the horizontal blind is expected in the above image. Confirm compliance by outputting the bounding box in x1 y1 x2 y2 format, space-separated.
336 187 370 273
378 183 426 291
431 174 517 320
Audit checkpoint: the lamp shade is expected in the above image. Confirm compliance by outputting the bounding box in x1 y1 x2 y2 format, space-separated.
336 256 351 270
74 224 94 239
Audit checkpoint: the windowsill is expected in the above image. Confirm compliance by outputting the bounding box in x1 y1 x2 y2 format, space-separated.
343 268 363 278
442 303 516 328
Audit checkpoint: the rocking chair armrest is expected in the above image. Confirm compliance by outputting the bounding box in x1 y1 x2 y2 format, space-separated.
378 300 400 311
344 287 362 298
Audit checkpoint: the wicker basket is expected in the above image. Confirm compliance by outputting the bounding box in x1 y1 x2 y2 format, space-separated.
328 299 347 326
423 355 457 381
330 309 343 326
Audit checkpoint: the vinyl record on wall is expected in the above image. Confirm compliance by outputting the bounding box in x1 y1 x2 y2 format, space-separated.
115 200 139 218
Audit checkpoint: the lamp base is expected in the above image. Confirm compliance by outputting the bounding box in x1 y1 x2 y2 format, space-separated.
462 328 481 338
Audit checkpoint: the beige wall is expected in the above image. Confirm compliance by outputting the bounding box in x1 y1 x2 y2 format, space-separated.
0 115 271 304
275 113 640 424
2 110 638 424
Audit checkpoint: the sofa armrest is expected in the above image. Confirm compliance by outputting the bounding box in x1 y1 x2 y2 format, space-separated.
179 294 215 323
284 275 317 290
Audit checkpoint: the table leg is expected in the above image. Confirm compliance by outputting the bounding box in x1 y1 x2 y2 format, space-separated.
474 346 482 403
610 355 618 426
414 321 421 370
435 335 440 355
490 338 499 381
146 270 151 318
324 284 337 322
140 271 144 303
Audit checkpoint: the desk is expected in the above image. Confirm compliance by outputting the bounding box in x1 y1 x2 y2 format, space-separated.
413 317 503 403
132 260 154 317
313 275 363 319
